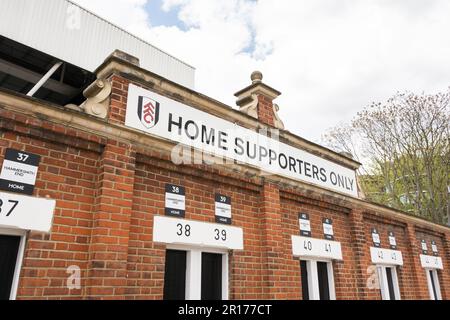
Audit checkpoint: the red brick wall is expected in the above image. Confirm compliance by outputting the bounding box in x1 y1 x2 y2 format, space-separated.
0 72 449 300
126 155 264 299
0 111 104 299
257 95 275 127
362 218 415 299
415 229 450 299
280 193 359 300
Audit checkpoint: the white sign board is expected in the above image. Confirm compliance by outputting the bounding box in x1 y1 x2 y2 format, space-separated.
0 149 41 195
323 223 333 235
125 84 358 197
431 243 438 254
371 228 381 247
322 218 334 240
388 235 397 248
298 213 311 237
370 247 403 266
291 235 343 260
153 215 243 250
420 255 443 270
215 194 232 224
421 240 428 252
165 184 185 217
0 192 56 232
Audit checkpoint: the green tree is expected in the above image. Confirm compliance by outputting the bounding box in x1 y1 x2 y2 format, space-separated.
323 90 450 225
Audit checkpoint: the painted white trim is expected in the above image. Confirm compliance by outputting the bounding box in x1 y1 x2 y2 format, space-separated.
425 269 442 300
307 260 320 300
186 249 201 300
166 244 229 300
432 270 442 300
303 259 336 300
425 269 434 300
378 266 389 300
222 253 229 300
391 266 401 300
327 262 336 300
0 227 27 300
377 265 401 300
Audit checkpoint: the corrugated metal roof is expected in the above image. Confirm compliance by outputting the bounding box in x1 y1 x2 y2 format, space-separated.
0 0 195 89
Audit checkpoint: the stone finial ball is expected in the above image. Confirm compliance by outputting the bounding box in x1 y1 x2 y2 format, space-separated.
251 71 263 83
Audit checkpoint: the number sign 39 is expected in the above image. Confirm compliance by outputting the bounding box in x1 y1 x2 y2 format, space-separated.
153 216 243 250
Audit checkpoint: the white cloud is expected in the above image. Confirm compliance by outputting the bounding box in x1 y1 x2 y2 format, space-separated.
72 0 450 143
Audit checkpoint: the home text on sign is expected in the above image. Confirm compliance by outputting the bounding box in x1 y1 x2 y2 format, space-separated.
125 84 358 197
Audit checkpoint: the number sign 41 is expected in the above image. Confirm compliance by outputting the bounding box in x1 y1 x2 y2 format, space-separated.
291 235 343 260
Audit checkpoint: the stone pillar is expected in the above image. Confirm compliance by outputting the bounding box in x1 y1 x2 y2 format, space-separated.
85 140 136 299
234 71 283 128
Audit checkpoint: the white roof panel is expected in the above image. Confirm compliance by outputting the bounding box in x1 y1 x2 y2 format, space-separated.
0 0 195 89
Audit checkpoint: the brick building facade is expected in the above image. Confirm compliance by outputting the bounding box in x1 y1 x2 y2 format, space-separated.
0 50 448 301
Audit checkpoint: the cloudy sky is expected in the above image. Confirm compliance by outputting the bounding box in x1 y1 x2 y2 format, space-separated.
72 0 450 143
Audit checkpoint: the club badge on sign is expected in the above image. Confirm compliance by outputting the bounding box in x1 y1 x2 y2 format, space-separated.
137 96 160 129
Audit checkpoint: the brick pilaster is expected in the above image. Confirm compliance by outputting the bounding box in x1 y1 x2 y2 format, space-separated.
348 208 369 299
259 181 285 299
404 224 428 299
441 233 450 299
256 95 275 127
85 140 136 299
234 71 281 128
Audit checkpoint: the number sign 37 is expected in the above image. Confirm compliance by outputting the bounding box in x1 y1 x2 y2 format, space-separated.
0 198 19 217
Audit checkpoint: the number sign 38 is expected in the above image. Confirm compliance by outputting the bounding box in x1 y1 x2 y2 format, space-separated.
153 216 243 250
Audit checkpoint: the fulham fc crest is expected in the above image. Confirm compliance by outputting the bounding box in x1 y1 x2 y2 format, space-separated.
137 96 160 129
